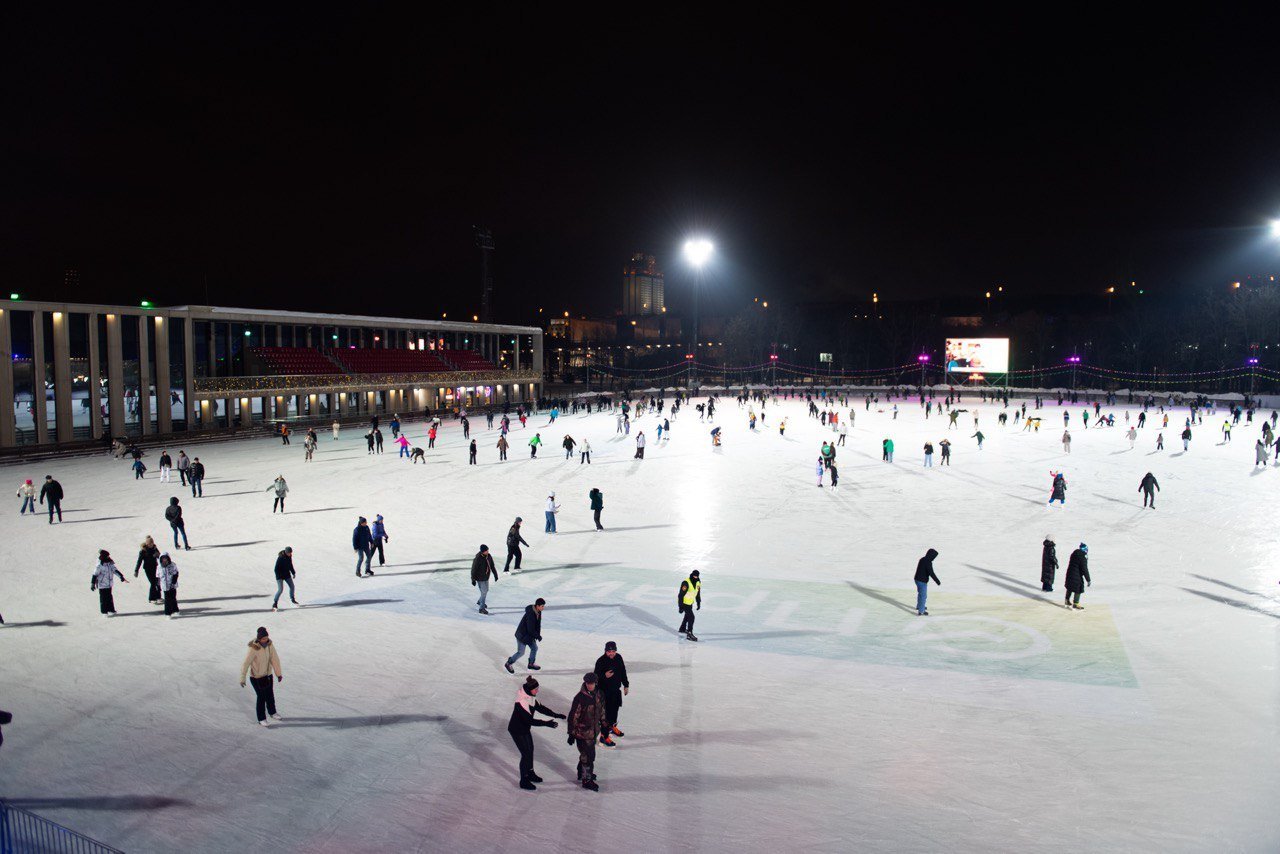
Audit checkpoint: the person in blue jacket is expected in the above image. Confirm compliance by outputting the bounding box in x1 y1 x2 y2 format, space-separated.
504 598 545 672
371 514 389 566
352 517 375 577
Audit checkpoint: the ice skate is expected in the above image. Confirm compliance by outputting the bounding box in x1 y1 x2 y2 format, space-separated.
258 720 271 727
610 725 624 737
686 632 698 641
600 735 616 748
504 662 515 673
527 771 543 783
519 779 536 791
270 713 283 721
527 663 541 670
582 779 599 791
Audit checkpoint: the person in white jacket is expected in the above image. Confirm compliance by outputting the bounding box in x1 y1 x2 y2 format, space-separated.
331 420 340 440
90 550 129 616
580 439 592 465
159 552 180 618
545 493 560 533
15 479 35 515
634 431 646 460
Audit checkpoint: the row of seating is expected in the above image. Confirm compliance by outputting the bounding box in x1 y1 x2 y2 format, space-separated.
247 347 342 375
440 349 497 371
329 348 452 374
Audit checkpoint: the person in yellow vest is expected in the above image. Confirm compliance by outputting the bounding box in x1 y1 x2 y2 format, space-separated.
677 570 701 641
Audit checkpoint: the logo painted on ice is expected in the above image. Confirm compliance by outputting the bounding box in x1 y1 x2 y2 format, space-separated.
902 616 1052 660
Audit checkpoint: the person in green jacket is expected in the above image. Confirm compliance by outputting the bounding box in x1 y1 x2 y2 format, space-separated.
884 438 895 463
529 433 542 459
971 430 985 449
589 488 604 531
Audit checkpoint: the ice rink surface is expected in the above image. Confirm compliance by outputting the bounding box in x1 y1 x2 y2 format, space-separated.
1 395 1277 853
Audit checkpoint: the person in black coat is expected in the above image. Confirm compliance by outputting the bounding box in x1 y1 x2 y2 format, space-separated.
504 517 529 572
1139 472 1160 508
188 458 205 497
352 517 375 577
272 546 299 610
593 641 630 744
503 598 545 672
165 497 191 550
1064 543 1091 609
506 676 563 790
914 548 940 615
471 544 497 614
39 475 63 524
1041 536 1058 592
135 536 162 604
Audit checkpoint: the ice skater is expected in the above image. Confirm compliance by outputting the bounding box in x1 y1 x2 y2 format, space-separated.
471 544 498 614
15 478 35 514
469 439 478 464
271 546 300 611
158 450 172 482
529 433 542 458
239 626 284 726
1048 471 1067 505
545 492 560 533
1139 472 1160 507
1064 544 1090 609
165 496 191 549
815 455 825 487
569 673 604 790
91 550 128 615
503 598 545 672
504 517 528 571
939 438 951 465
332 419 340 440
353 517 375 577
266 475 288 513
371 514 389 565
506 676 563 790
135 535 161 604
1041 535 1058 591
1062 430 1071 453
589 487 604 530
593 641 629 744
677 570 701 641
913 548 940 615
580 439 591 464
40 475 63 523
159 552 180 617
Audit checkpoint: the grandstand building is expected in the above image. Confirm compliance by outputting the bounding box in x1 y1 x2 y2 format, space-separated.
0 303 543 448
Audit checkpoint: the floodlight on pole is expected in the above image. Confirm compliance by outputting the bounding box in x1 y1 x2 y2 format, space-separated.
683 237 714 387
1270 219 1280 239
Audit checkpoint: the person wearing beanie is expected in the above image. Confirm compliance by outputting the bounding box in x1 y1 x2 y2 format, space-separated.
371 515 390 566
352 516 375 577
504 598 545 672
159 552 180 618
15 478 36 515
240 626 283 726
1041 535 1058 592
506 676 563 790
272 547 299 611
504 517 529 572
1065 543 1091 610
39 475 64 523
593 641 630 744
471 544 498 615
568 672 605 790
90 549 128 616
677 570 702 641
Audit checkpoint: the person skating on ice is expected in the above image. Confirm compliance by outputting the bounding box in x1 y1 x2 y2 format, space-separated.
91 550 128 616
1062 430 1072 453
371 514 389 566
471 544 498 615
815 456 825 487
568 672 605 790
352 516 375 577
15 478 36 515
1139 472 1160 507
135 535 161 604
165 496 192 549
272 546 300 611
159 552 180 618
504 517 528 571
913 548 940 615
677 570 701 641
1064 544 1091 609
545 492 560 533
266 475 288 513
580 438 592 464
39 475 64 523
240 626 283 726
1048 471 1067 505
506 676 563 791
504 598 545 672
589 487 604 530
1041 535 1058 591
593 641 629 744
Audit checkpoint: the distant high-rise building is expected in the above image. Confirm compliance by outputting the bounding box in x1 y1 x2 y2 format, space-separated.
622 252 664 316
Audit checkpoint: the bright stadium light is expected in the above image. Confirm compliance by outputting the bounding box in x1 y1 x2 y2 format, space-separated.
683 238 714 268
1271 219 1280 239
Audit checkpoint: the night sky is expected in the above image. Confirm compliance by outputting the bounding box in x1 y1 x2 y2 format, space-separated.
3 11 1277 323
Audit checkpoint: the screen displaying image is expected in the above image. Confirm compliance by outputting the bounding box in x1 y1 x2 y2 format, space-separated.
945 338 1009 373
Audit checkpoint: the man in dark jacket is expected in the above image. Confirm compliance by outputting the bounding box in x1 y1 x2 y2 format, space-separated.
1065 544 1091 609
593 641 629 745
568 672 604 791
39 475 63 524
471 544 498 614
589 488 604 531
165 497 191 550
1041 536 1058 591
914 548 940 615
189 458 205 497
504 517 529 572
352 517 375 577
272 546 299 611
504 598 544 672
1139 472 1160 508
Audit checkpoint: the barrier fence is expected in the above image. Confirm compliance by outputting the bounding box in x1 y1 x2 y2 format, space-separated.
0 800 122 854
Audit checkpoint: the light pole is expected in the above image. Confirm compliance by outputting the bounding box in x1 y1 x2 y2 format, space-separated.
1248 356 1259 397
1067 355 1081 390
683 238 713 388
918 352 930 389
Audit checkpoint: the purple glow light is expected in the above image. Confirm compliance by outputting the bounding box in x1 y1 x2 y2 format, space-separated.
917 354 930 363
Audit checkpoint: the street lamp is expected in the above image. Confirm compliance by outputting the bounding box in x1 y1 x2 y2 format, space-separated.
918 352 930 388
683 238 714 387
1270 220 1280 239
1066 355 1082 390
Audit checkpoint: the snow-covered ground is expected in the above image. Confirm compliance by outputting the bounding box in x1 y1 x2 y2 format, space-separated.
0 396 1276 853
